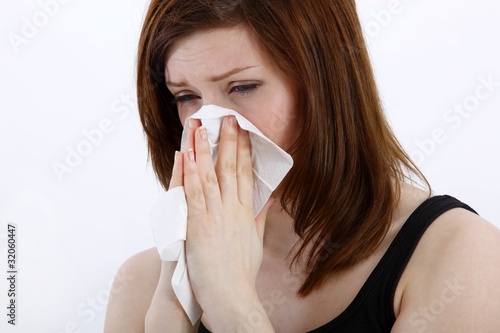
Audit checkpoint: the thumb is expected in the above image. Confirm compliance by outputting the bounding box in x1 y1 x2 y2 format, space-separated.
255 196 276 241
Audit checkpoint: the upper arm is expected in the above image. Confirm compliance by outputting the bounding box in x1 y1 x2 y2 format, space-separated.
392 209 500 333
104 247 162 333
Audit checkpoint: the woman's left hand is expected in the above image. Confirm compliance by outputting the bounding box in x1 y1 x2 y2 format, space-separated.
179 116 275 313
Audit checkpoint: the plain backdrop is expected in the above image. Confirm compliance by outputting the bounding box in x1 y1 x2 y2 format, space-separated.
0 0 499 332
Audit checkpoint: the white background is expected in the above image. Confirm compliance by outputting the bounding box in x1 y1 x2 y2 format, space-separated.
0 0 498 332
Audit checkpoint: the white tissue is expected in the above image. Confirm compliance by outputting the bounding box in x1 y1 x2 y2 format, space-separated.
149 105 294 325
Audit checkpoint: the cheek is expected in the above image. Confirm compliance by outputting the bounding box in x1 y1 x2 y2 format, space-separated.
178 108 199 128
247 94 300 151
179 115 189 128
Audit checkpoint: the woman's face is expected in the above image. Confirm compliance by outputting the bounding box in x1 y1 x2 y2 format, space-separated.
164 26 301 151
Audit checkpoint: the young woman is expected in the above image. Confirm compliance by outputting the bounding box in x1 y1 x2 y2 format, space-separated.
104 0 500 332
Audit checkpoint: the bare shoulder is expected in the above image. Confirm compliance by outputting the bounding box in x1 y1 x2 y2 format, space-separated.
104 247 162 333
117 247 162 278
403 201 500 283
393 198 500 332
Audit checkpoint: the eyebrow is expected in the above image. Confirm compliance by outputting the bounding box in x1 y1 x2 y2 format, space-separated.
166 65 257 88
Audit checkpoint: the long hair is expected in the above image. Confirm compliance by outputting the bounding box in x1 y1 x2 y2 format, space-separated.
137 0 430 296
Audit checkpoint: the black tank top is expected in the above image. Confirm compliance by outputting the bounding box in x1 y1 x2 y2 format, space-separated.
197 195 478 333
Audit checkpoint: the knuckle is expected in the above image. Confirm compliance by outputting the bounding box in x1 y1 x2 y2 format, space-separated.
186 163 198 174
205 172 219 186
238 165 253 179
188 188 205 205
192 194 205 210
224 160 237 175
216 172 231 186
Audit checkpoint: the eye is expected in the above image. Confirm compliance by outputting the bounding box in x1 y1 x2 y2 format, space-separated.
230 84 259 95
172 94 199 106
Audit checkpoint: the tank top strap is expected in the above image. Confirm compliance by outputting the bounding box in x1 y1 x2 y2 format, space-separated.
379 194 478 322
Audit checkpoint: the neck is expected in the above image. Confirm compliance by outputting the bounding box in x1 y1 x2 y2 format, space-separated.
263 198 302 262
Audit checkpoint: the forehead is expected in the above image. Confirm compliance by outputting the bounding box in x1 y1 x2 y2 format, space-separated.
165 27 265 80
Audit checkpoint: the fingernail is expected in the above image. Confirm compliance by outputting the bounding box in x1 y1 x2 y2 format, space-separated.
187 149 195 161
228 116 235 127
175 150 183 164
189 118 195 129
199 127 207 140
174 151 179 163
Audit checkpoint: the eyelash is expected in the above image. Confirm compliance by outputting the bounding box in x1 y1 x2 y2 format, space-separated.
172 95 197 106
172 84 259 106
231 84 258 95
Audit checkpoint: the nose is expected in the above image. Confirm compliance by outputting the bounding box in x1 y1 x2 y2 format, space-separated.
179 90 238 126
200 91 233 111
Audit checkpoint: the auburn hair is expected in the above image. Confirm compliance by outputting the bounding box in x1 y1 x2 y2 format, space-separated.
137 0 430 296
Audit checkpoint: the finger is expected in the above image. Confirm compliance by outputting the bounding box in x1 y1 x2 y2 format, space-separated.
255 197 276 242
195 126 222 211
216 116 238 204
183 148 207 219
237 126 253 209
185 118 202 152
168 151 184 190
